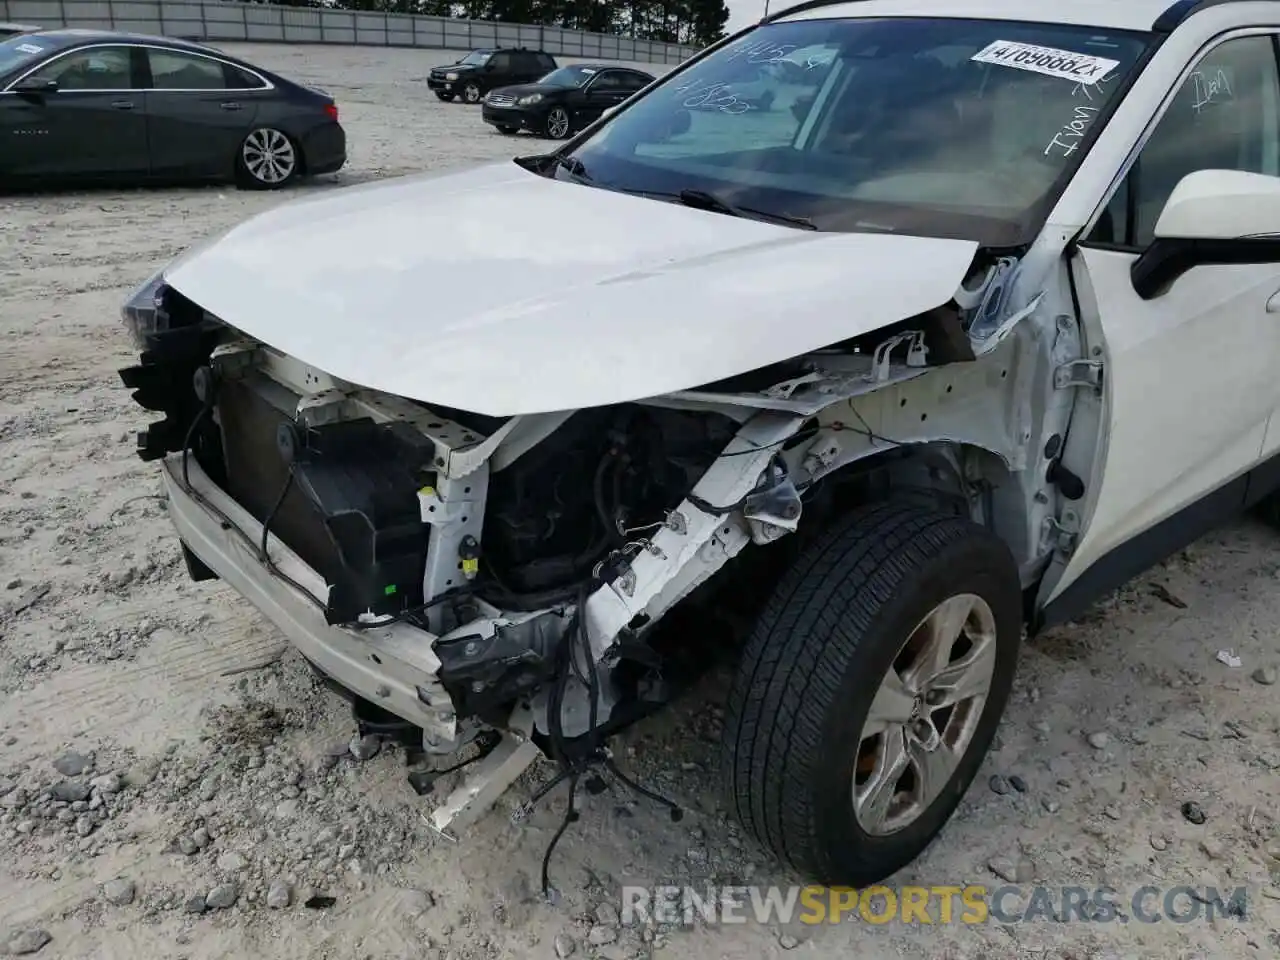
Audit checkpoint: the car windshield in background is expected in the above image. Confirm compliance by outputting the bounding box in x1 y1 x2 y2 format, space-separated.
539 65 598 87
459 50 492 66
565 18 1150 244
0 35 51 75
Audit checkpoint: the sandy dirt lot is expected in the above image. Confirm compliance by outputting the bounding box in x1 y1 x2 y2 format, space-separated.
2 41 1280 960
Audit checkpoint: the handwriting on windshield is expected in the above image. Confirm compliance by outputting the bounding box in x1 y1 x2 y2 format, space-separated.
1071 68 1115 102
723 39 798 65
1191 68 1233 113
672 78 752 114
1044 104 1101 158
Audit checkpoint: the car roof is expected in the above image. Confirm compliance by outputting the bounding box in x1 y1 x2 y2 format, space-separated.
16 27 245 55
772 0 1182 33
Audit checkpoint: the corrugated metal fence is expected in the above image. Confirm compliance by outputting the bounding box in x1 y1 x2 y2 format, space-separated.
0 0 698 63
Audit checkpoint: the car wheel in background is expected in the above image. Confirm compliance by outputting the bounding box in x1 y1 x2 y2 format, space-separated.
496 125 519 135
721 502 1023 886
462 82 482 104
236 127 300 190
435 91 455 102
544 106 571 139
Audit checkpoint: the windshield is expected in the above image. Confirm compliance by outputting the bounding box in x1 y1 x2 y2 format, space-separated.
458 50 492 66
0 34 51 75
539 65 599 88
563 18 1150 244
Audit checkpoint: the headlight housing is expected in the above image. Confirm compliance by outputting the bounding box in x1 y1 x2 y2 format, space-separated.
120 269 168 348
517 93 543 106
445 72 459 81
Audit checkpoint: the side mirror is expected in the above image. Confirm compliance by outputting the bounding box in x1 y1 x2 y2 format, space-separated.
1131 169 1280 299
13 76 56 94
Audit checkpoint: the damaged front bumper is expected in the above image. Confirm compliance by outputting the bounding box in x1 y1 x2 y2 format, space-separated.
161 452 461 740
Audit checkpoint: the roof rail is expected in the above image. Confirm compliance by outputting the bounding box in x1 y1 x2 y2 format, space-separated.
1152 0 1249 32
762 0 871 25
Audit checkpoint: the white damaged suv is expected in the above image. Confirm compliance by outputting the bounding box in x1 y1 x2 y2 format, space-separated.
120 0 1280 888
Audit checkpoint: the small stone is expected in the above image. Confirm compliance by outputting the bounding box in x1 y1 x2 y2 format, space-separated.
349 735 381 762
121 762 158 790
554 933 577 958
587 926 618 946
51 781 91 803
1103 805 1122 821
401 889 435 917
1009 775 1028 793
102 878 136 905
1031 720 1051 734
1041 798 1061 814
987 857 1019 883
53 752 89 776
192 828 210 849
176 835 199 856
75 815 95 837
3 929 52 955
1086 731 1110 749
216 851 247 872
1199 839 1226 860
205 883 239 910
1150 834 1169 851
1252 666 1277 686
595 903 620 927
266 880 291 909
1182 801 1207 825
184 894 207 914
779 933 801 949
89 773 121 795
275 799 301 821
989 775 1011 795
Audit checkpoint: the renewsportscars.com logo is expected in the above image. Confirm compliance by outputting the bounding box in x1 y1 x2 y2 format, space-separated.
620 884 1250 926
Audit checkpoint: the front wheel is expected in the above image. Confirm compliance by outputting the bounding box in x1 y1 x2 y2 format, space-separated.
722 502 1022 886
544 106 571 139
461 82 482 104
236 127 300 190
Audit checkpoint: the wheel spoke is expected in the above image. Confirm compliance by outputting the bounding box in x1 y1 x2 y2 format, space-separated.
927 636 996 709
908 594 975 685
855 724 908 833
862 667 915 736
907 738 959 809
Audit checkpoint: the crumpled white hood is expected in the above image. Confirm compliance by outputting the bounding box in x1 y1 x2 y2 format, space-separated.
165 162 979 417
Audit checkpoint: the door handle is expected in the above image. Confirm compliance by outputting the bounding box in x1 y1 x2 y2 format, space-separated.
1268 290 1280 313
220 101 242 111
111 99 134 110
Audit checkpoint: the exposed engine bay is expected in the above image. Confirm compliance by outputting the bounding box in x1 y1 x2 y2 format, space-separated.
118 236 1083 887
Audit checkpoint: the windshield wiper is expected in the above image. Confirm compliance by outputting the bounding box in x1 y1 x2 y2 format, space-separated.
512 153 593 183
676 189 817 230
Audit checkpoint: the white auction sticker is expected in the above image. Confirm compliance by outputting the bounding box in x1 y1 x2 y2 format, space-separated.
16 43 44 55
971 40 1119 85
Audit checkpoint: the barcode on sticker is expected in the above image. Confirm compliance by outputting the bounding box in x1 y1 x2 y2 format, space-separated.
971 40 1119 85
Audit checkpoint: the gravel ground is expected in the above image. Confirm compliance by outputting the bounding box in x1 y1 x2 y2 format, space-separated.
3 41 1280 960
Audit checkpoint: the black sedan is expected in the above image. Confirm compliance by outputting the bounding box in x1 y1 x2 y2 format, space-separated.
0 30 346 189
481 63 654 139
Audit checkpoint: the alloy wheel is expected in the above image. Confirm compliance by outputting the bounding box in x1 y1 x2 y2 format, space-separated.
546 107 570 139
463 83 481 103
242 128 296 186
853 593 998 836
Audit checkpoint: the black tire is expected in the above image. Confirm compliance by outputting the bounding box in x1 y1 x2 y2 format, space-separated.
435 91 455 102
543 106 572 139
461 82 482 104
235 127 301 191
722 501 1022 886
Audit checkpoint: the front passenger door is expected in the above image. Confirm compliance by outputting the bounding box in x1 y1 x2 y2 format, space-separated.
143 48 259 179
6 44 148 179
1049 32 1280 604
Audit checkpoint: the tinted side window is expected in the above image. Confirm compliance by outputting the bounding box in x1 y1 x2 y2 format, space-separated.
222 63 264 89
149 49 226 89
1090 34 1280 248
538 53 556 72
592 71 625 90
618 72 649 91
489 51 512 71
31 46 135 89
